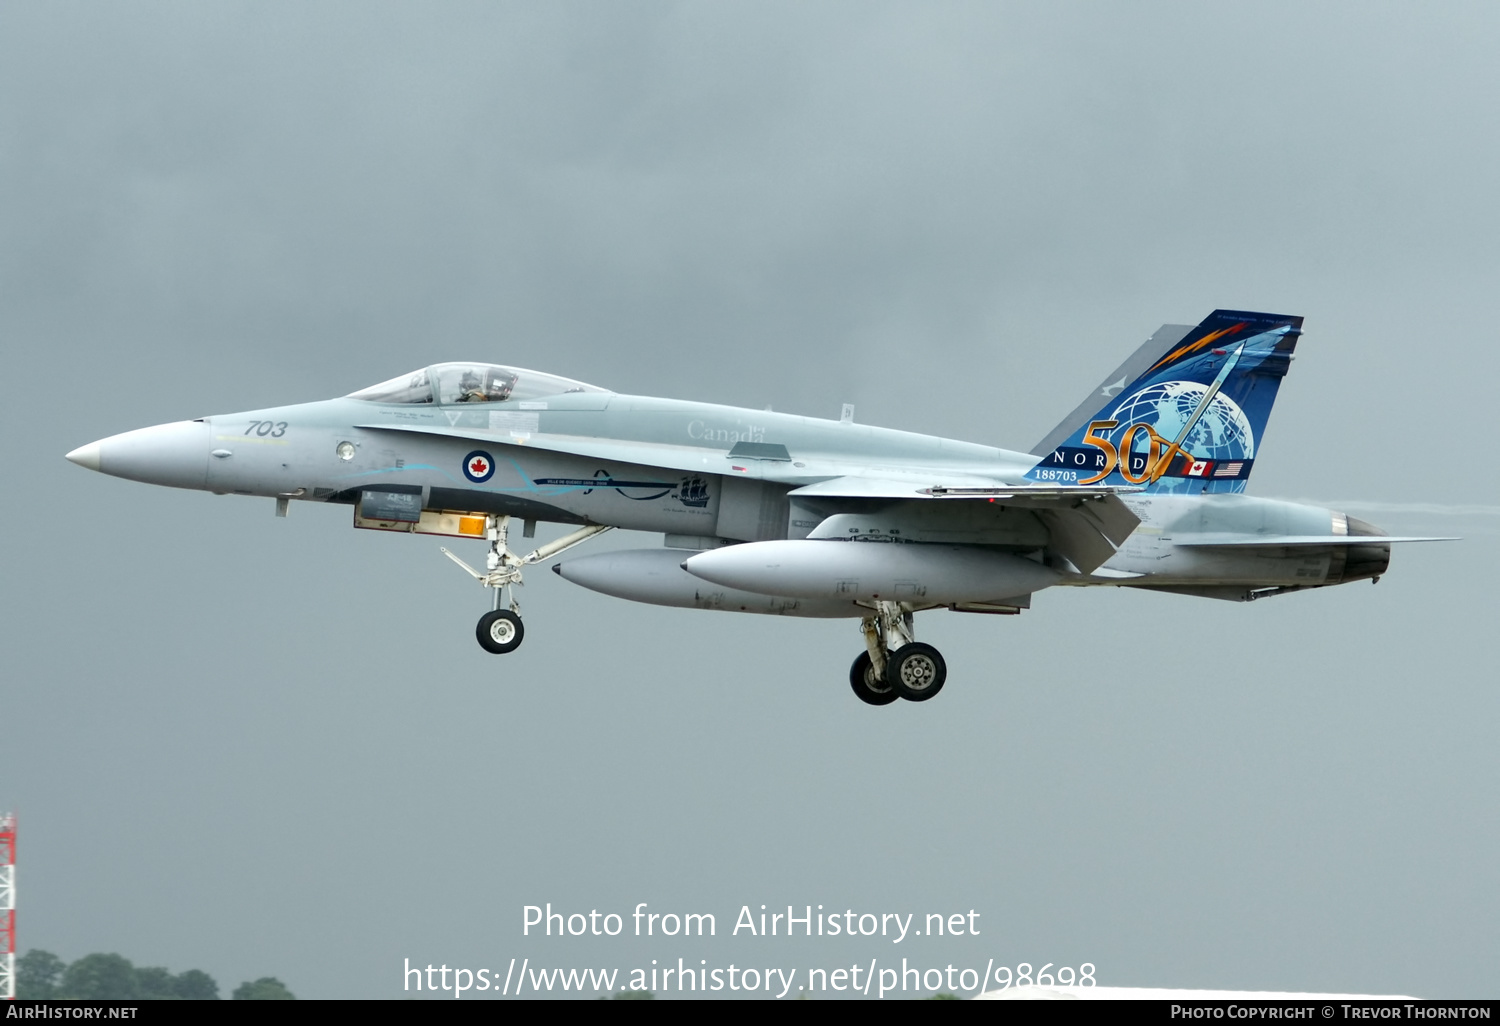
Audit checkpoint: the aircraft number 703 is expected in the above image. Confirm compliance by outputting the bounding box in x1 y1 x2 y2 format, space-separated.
244 420 289 438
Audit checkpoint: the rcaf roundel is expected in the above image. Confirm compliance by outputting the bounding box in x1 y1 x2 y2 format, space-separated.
462 450 496 483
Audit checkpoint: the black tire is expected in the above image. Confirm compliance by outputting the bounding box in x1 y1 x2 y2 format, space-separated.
886 642 946 702
476 609 524 654
849 651 899 706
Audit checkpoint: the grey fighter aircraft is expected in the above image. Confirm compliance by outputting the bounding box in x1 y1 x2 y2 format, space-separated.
65 310 1449 705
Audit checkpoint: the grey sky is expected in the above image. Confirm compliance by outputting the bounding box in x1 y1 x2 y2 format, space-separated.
3 1 1497 998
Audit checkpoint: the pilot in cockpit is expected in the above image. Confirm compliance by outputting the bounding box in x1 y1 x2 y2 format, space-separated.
455 369 517 403
455 370 488 403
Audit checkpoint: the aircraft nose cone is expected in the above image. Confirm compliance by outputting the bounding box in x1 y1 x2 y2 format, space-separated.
65 442 102 471
70 420 211 490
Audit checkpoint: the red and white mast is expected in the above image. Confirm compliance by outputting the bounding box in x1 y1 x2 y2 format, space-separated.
0 813 14 1000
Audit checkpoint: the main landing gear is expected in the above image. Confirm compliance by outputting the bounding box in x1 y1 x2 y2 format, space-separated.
441 516 612 654
849 601 947 706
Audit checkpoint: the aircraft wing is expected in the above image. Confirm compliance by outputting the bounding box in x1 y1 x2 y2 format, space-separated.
790 476 1141 575
357 423 1071 497
353 424 1141 573
1030 496 1139 572
353 422 741 477
786 476 1142 501
1172 534 1458 546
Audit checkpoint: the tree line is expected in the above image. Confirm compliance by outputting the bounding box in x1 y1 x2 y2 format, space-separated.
16 950 294 1000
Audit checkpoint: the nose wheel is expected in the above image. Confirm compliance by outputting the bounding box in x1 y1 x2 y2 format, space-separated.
477 609 524 654
440 516 613 655
852 602 947 704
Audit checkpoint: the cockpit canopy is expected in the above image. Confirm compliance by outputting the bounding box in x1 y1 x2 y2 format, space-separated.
346 363 606 405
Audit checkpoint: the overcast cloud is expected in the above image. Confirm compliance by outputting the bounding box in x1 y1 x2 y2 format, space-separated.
2 1 1497 998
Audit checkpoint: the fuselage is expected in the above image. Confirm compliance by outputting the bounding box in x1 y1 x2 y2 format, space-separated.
63 339 1418 704
68 383 1389 604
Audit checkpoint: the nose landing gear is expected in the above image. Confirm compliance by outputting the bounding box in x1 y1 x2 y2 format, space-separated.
441 516 612 654
851 601 947 705
477 609 524 654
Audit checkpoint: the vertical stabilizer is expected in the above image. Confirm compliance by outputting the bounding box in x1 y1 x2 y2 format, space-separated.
1027 310 1303 494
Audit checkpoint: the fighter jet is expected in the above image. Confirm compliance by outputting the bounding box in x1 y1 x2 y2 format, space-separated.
65 310 1449 705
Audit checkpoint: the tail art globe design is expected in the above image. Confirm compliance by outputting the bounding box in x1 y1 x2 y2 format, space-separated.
1111 381 1255 464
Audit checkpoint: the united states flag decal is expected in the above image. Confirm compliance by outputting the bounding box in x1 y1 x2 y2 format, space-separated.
1214 462 1245 478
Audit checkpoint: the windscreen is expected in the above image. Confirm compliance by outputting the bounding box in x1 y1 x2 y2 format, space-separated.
345 369 433 404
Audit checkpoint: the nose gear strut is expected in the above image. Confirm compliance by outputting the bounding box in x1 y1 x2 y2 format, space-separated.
440 516 612 653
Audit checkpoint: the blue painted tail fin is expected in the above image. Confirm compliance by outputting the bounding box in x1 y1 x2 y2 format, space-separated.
1027 310 1304 494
